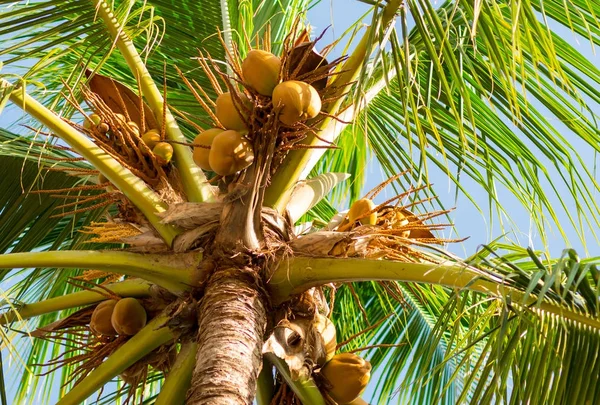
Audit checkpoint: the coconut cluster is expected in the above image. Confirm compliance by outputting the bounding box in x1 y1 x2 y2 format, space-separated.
89 297 147 337
191 45 324 178
84 113 173 166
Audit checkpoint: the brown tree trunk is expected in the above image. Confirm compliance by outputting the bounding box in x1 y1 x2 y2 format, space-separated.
186 265 267 404
186 133 276 404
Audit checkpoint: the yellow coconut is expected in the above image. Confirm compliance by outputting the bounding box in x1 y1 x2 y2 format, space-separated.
348 198 377 226
215 92 251 131
142 129 161 149
208 130 254 176
97 122 110 134
84 113 102 130
315 314 337 365
153 142 174 163
192 128 223 171
90 299 118 336
272 80 321 125
111 297 147 336
242 49 281 96
320 353 371 404
126 121 141 137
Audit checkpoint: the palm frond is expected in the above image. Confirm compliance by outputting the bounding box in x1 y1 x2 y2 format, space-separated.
313 0 600 247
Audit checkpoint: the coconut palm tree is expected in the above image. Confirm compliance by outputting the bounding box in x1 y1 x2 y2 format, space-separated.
0 0 599 404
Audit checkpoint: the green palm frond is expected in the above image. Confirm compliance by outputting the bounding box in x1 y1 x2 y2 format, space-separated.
311 0 600 246
326 244 600 404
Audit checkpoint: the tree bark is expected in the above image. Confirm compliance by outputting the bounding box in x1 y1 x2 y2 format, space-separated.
186 265 267 404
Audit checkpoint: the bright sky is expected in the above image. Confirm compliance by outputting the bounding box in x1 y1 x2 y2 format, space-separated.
2 1 600 403
307 0 600 259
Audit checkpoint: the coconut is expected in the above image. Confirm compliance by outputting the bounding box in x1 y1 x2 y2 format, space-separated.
215 92 251 131
241 49 281 96
127 121 140 137
153 142 174 164
142 129 161 149
90 299 118 336
97 122 110 134
320 353 371 404
315 314 337 365
84 113 102 130
192 128 223 171
272 80 321 125
111 298 147 336
393 210 410 238
348 198 377 226
208 130 254 176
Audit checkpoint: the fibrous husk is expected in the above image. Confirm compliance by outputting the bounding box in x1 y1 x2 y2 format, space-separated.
192 128 223 171
242 49 281 96
215 92 251 131
208 130 254 176
288 42 329 91
320 353 371 404
272 80 321 125
90 299 118 336
263 316 318 380
86 70 158 131
111 297 147 336
157 202 223 229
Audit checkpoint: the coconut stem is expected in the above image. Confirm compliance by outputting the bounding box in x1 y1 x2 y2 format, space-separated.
264 353 327 405
3 80 181 246
92 0 216 203
256 356 276 405
0 250 199 293
263 0 404 213
0 279 152 325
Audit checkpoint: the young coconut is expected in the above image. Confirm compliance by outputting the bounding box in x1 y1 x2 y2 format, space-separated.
83 113 102 130
215 92 252 131
208 130 254 176
142 129 161 149
111 297 147 336
126 121 141 137
315 314 337 365
348 198 377 226
320 353 371 404
272 80 321 125
241 49 281 96
192 128 223 171
153 142 174 164
90 299 118 336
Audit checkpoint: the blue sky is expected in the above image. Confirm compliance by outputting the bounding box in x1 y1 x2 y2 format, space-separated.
1 0 600 403
307 0 600 259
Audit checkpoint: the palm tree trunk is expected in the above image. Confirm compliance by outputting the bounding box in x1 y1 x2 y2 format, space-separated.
187 161 270 404
187 266 267 404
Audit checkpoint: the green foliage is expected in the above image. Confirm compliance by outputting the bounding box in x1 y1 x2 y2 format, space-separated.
0 0 599 404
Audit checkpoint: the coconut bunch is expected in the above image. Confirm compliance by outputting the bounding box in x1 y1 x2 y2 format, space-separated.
28 287 183 403
261 286 374 405
177 26 346 190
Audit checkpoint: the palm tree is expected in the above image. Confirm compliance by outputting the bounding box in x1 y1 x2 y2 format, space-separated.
0 0 599 404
